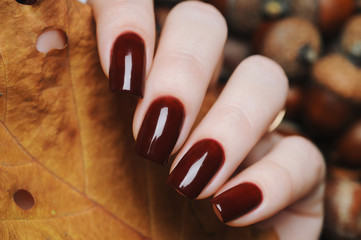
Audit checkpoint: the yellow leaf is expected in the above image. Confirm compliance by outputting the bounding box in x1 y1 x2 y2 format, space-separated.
0 0 277 239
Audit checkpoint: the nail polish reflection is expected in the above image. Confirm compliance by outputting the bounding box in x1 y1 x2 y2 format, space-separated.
109 32 145 97
150 107 168 147
179 152 208 189
123 52 132 91
134 96 184 165
167 139 224 199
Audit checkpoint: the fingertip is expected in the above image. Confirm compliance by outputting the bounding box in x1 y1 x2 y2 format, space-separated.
240 55 289 93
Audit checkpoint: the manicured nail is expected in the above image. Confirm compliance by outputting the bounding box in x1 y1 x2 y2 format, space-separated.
211 182 263 223
134 96 185 165
109 32 146 97
167 139 224 199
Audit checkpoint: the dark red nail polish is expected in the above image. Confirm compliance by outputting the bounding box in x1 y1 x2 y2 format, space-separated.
134 96 184 165
109 32 146 97
16 0 37 4
167 139 224 199
211 182 263 223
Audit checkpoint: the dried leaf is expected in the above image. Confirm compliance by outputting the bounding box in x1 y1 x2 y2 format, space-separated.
0 0 277 239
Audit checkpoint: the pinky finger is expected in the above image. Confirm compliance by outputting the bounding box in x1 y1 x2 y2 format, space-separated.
211 135 325 238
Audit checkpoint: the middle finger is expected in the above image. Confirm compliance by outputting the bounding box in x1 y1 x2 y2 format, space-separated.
133 1 227 165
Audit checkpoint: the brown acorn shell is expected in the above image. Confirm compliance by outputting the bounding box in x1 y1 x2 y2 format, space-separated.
312 54 361 103
261 17 321 79
325 176 361 239
318 0 355 34
285 85 304 119
338 119 361 168
303 84 354 137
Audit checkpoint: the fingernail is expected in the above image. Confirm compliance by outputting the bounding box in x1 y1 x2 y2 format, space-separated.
109 32 146 97
167 139 224 199
210 182 263 223
134 96 185 165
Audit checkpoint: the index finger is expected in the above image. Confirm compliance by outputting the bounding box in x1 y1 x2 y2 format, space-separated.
88 0 156 97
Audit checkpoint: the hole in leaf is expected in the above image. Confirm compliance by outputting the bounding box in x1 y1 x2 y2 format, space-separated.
13 189 35 210
16 0 37 5
36 29 68 54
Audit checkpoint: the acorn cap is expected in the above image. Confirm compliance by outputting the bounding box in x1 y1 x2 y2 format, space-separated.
261 17 321 79
312 54 361 103
341 15 361 65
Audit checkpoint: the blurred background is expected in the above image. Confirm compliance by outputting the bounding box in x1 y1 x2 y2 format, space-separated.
153 1 361 239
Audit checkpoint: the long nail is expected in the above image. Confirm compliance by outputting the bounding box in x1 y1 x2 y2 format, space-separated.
109 32 146 97
134 96 184 165
167 139 224 199
210 182 263 223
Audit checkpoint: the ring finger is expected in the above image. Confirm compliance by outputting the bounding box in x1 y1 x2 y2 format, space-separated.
167 55 288 199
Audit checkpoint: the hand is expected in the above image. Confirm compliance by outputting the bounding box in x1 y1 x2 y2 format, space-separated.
86 1 326 239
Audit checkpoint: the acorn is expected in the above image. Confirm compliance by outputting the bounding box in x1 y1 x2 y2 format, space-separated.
341 14 361 66
260 17 321 80
337 119 361 168
324 167 361 239
291 0 355 35
302 53 361 138
312 54 361 103
302 83 355 139
209 0 290 34
328 165 361 181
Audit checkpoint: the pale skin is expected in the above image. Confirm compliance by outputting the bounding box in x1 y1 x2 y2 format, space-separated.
38 1 326 239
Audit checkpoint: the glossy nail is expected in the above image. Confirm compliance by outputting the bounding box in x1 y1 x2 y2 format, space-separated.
167 139 224 199
109 32 145 97
211 182 263 223
134 96 184 165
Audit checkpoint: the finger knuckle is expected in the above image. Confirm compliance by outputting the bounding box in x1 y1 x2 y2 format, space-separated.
215 102 254 140
267 160 294 201
168 43 207 77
